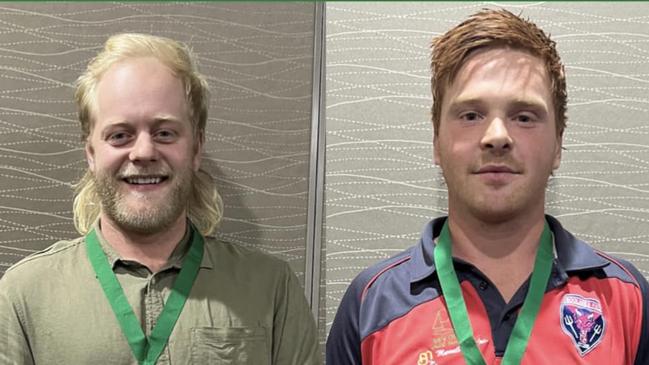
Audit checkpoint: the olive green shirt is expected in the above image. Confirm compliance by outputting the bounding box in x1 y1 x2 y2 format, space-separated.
0 225 320 365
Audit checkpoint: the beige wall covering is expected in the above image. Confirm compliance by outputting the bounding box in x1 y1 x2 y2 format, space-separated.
3 2 649 359
325 1 649 337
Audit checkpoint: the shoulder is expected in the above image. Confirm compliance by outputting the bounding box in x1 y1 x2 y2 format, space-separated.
341 217 444 304
202 236 294 278
347 247 415 303
333 245 419 330
204 236 288 265
548 215 647 289
1 237 85 284
0 237 86 305
595 250 649 289
327 245 419 363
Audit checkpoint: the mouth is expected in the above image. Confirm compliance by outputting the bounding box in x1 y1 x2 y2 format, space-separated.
475 165 519 174
121 175 169 185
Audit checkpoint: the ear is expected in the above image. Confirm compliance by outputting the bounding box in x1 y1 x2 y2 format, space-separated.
85 141 96 172
552 131 563 170
433 133 441 166
192 132 204 172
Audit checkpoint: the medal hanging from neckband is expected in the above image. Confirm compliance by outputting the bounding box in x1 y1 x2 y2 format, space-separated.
433 219 553 365
86 226 204 365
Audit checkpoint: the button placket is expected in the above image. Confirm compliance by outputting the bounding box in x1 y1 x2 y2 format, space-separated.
145 274 172 364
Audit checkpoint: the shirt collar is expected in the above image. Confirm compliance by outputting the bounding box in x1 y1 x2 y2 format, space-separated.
408 215 608 284
545 215 608 273
92 219 213 271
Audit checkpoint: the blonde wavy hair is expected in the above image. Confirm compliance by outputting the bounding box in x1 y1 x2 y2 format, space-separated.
73 33 223 236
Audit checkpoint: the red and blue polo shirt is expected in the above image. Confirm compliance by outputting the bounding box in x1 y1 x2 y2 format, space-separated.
327 215 649 365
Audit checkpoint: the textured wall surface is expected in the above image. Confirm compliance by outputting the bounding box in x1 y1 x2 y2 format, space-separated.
0 2 316 286
325 1 649 335
3 3 649 357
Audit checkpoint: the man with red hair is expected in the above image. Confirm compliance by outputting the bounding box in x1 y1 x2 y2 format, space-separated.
327 9 649 365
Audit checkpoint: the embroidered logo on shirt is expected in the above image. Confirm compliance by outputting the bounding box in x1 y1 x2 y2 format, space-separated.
431 310 457 350
417 310 490 364
417 351 437 365
560 294 605 356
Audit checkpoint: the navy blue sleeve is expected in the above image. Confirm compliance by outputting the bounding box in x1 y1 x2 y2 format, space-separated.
327 248 415 365
617 259 649 365
326 277 364 365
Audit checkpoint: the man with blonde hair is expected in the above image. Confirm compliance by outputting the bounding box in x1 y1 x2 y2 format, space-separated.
327 9 649 365
0 33 320 365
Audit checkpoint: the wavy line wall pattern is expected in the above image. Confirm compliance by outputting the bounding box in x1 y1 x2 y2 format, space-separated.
2 2 649 357
0 3 316 288
325 2 649 336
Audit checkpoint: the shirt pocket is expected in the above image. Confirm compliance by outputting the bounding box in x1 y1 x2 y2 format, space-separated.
189 326 270 365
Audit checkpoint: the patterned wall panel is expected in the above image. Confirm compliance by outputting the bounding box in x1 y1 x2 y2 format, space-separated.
325 1 649 335
0 2 316 286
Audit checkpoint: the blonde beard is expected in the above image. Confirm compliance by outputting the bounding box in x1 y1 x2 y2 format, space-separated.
93 168 193 235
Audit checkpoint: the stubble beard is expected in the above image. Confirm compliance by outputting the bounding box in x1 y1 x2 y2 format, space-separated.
94 166 194 235
442 161 546 225
447 173 549 225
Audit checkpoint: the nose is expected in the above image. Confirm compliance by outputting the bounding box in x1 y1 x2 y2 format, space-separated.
129 133 158 163
480 117 512 154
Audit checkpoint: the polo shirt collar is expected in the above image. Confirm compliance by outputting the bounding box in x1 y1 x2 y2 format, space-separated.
408 215 608 284
92 219 213 271
409 216 445 283
545 215 608 273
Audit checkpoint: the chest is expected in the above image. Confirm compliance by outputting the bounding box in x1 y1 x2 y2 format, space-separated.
24 270 275 365
360 277 642 365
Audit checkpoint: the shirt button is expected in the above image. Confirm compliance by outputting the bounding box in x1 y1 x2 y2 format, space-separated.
504 313 511 321
479 281 488 290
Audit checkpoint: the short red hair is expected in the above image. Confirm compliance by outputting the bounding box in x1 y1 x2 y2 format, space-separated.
431 8 566 136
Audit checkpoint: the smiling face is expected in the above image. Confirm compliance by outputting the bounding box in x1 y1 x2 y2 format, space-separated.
85 57 201 234
434 47 562 223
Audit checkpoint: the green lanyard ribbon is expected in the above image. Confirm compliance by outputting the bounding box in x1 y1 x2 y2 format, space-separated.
433 219 553 365
85 226 204 365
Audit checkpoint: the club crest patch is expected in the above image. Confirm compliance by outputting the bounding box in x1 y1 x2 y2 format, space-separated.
560 294 605 356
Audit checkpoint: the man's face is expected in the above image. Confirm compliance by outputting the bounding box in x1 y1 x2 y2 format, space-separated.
85 57 201 234
434 47 562 223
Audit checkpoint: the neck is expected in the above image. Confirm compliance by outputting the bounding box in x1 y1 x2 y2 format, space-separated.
99 213 188 273
446 209 547 302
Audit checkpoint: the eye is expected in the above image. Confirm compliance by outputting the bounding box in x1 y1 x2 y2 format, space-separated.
106 131 131 146
154 129 178 143
460 111 483 123
514 113 536 124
